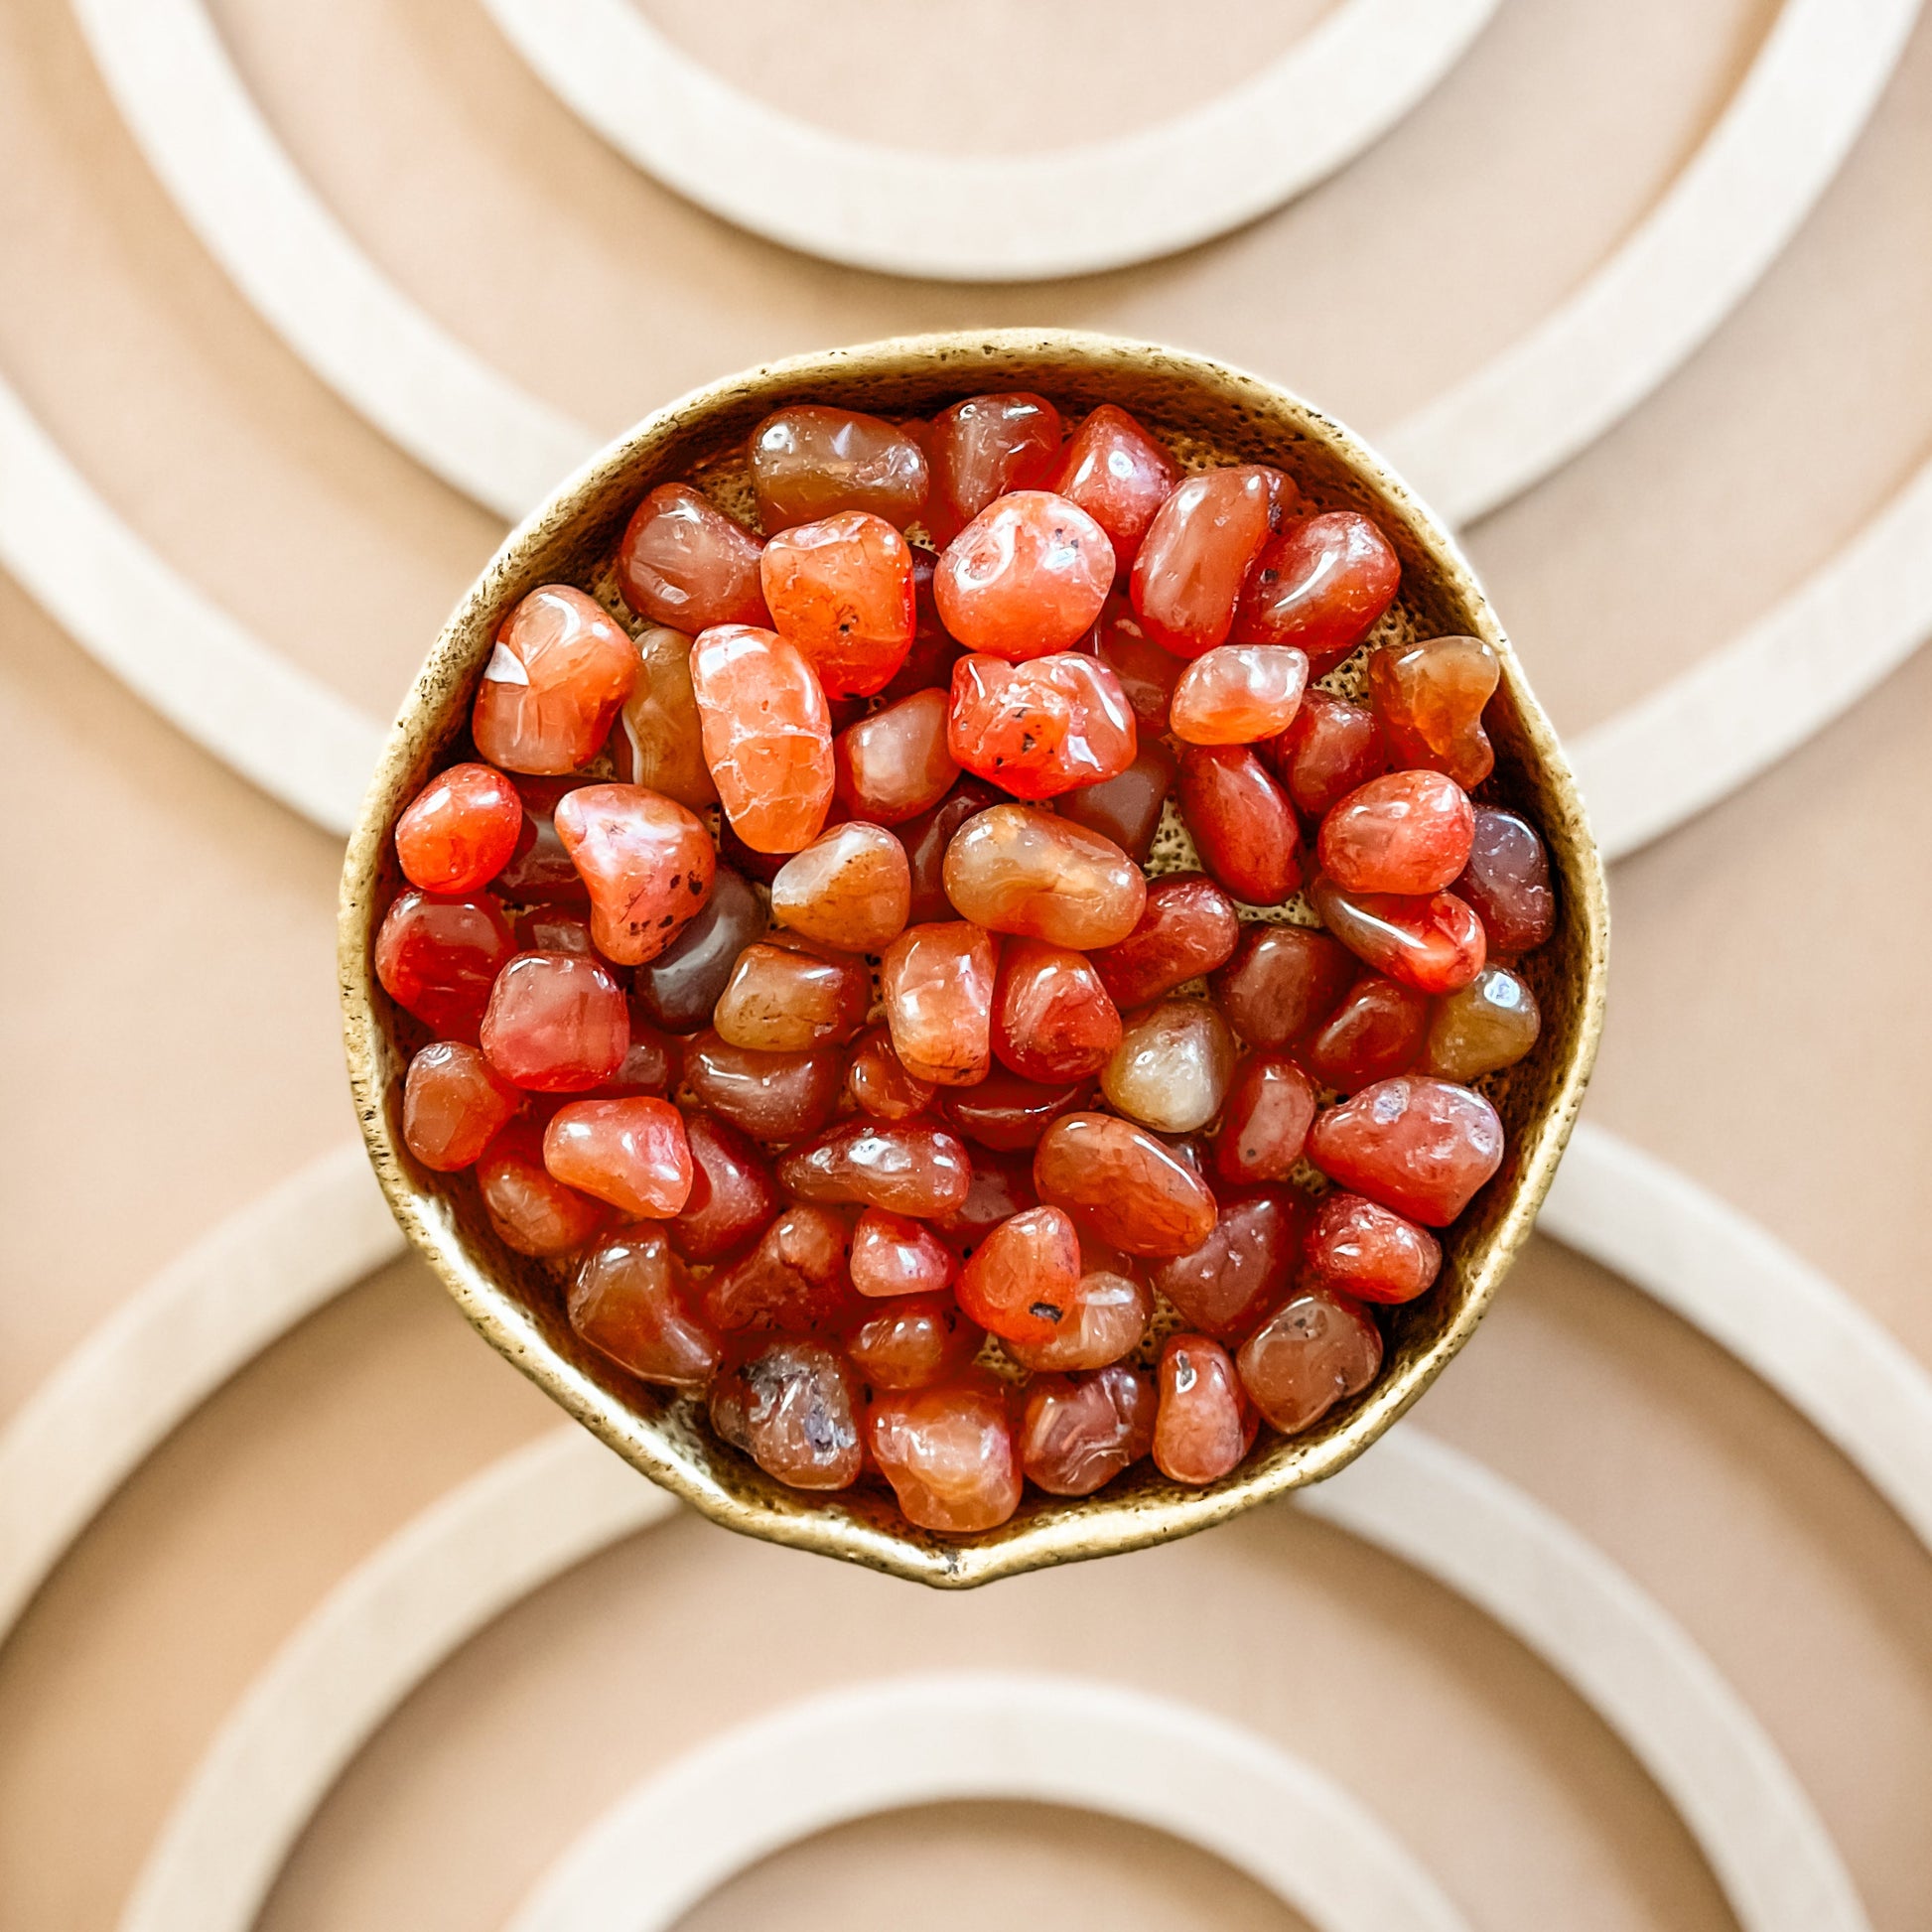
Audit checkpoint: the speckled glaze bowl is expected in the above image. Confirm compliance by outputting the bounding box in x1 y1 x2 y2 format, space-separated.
340 330 1609 1587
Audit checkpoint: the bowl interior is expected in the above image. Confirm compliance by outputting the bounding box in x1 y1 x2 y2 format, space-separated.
340 330 1608 1587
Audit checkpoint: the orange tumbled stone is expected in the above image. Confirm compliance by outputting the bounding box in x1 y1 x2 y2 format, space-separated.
880 919 999 1086
1021 1364 1157 1495
1308 1075 1505 1225
934 491 1113 659
946 652 1138 802
1176 745 1302 906
1089 874 1239 1010
1033 1113 1217 1258
956 1203 1083 1347
760 510 916 698
609 624 719 810
690 624 835 854
849 1207 958 1299
1153 1335 1252 1484
553 783 716 966
394 762 523 895
869 1375 1023 1532
472 585 637 775
1318 768 1474 897
702 1202 858 1334
1367 634 1500 789
711 1338 866 1490
1305 1192 1441 1305
1231 510 1400 670
845 1025 938 1123
750 405 930 530
769 821 911 953
1302 973 1430 1092
844 1292 983 1390
992 939 1121 1083
942 805 1146 950
1151 1186 1305 1339
477 1121 609 1257
712 938 869 1052
778 1121 974 1219
1310 875 1486 996
402 1040 520 1172
616 483 768 632
542 1096 693 1219
682 1031 844 1144
375 889 515 1039
1238 1290 1382 1434
481 950 629 1091
924 391 1063 542
1265 691 1386 819
1130 466 1291 657
1002 1236 1151 1371
1049 403 1179 576
833 687 959 825
1170 644 1309 746
569 1229 722 1390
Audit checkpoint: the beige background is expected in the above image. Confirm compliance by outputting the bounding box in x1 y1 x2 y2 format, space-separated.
3 0 1931 1925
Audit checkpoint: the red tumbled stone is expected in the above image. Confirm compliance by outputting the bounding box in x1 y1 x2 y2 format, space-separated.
1231 510 1400 669
935 491 1113 659
1131 466 1291 657
481 950 629 1091
760 510 916 698
682 1031 844 1144
617 483 768 631
956 1203 1083 1348
477 1121 609 1257
1151 1186 1305 1339
1237 1289 1383 1433
869 1374 1023 1532
1176 745 1302 905
1454 807 1556 956
778 1121 974 1219
711 1338 866 1490
880 920 998 1086
542 1096 694 1219
1021 1364 1158 1495
402 1040 520 1172
942 805 1146 949
1310 875 1486 996
1090 874 1240 1010
375 889 516 1039
569 1229 722 1390
849 1207 958 1299
1049 404 1179 576
1317 769 1474 897
946 652 1138 801
992 939 1121 1083
702 1202 858 1334
553 783 716 966
1213 1053 1317 1185
1153 1334 1252 1484
472 585 637 776
844 1292 983 1391
1368 634 1500 790
1033 1113 1218 1258
1308 1075 1505 1225
1301 974 1431 1093
668 1112 780 1263
1210 922 1355 1049
1305 1191 1442 1304
690 624 835 855
394 762 523 895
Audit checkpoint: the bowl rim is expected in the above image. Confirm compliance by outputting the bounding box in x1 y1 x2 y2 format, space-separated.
340 327 1610 1587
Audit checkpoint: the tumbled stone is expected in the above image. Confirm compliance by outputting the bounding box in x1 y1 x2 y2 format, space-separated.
610 624 719 809
769 821 911 953
751 404 930 530
869 1375 1023 1531
710 1338 866 1490
617 483 768 632
1170 644 1309 746
1131 466 1291 657
1423 964 1541 1080
375 889 515 1038
935 490 1113 658
956 1202 1083 1346
543 1096 694 1218
554 783 716 966
1317 768 1474 897
1033 1113 1217 1258
402 1040 521 1172
701 1202 858 1333
668 1112 780 1262
631 865 766 1034
1049 404 1179 576
1308 1075 1505 1225
1368 634 1500 789
1020 1363 1159 1495
594 1020 680 1099
395 762 523 895
1153 1335 1252 1484
1151 1186 1304 1338
1231 510 1400 669
942 805 1145 949
682 1030 844 1144
1089 593 1182 729
848 1207 958 1299
713 938 870 1052
760 509 916 697
992 939 1121 1082
1003 1236 1151 1371
1305 1191 1442 1304
844 1292 983 1391
946 652 1138 801
1237 1289 1383 1433
924 392 1063 542
845 1025 938 1123
943 1072 1090 1153
493 776 592 905
880 920 998 1086
1054 736 1175 864
690 624 835 854
778 1121 974 1218
481 950 629 1091
1100 999 1238 1135
1090 874 1240 1010
569 1229 722 1389
1210 922 1355 1049
477 1121 609 1257
1301 974 1431 1093
1454 807 1556 956
1176 746 1302 905
1213 1053 1317 1185
1310 875 1486 995
472 585 637 775
932 1146 1038 1258
833 687 959 825
1265 691 1387 818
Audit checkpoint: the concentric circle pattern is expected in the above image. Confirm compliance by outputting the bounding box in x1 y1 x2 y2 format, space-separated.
3 2 1931 1925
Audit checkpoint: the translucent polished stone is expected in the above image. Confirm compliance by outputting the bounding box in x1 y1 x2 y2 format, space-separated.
844 1292 983 1391
516 903 595 955
899 776 1005 924
845 1025 937 1122
769 821 911 953
630 865 765 1034
1049 404 1179 576
710 1338 865 1490
1423 964 1540 1080
701 1202 858 1334
402 1040 520 1172
1176 746 1302 905
477 1121 608 1257
1154 1335 1252 1484
759 510 916 698
1302 974 1430 1093
925 392 1063 543
1033 1112 1217 1257
594 1021 680 1099
778 1121 974 1219
1231 510 1400 668
1100 999 1237 1135
1455 807 1556 955
1130 466 1291 657
553 782 716 966
472 585 637 775
751 405 929 531
682 1030 843 1144
1318 768 1474 897
1209 922 1354 1049
395 762 522 895
1237 1289 1382 1433
542 1096 693 1218
877 549 963 703
608 624 718 809
1310 875 1486 995
481 950 629 1091
668 1111 779 1262
1305 1191 1441 1304
1170 644 1309 746
1151 1186 1304 1338
1003 1236 1151 1371
956 1204 1082 1346
1309 1075 1504 1225
992 939 1121 1082
1089 593 1182 730
942 805 1145 948
1265 691 1387 819
880 919 998 1086
713 938 870 1052
617 483 767 632
1090 874 1239 1011
934 491 1113 659
946 652 1138 802
833 687 959 825
943 1072 1089 1153
933 1146 1038 1258
848 1207 958 1299
1021 1364 1157 1495
570 1229 722 1389
1054 736 1175 864
492 776 590 906
869 1375 1023 1532
374 889 515 1038
1368 634 1500 789
690 624 835 854
1214 1053 1317 1185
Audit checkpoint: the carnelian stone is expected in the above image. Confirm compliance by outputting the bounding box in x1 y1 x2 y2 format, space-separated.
833 687 959 825
1266 691 1387 818
1302 974 1430 1093
481 950 629 1091
402 1040 520 1172
900 776 1005 924
877 549 963 703
881 919 998 1086
1214 1053 1317 1184
1022 1365 1158 1494
925 392 1063 543
711 1338 865 1490
1034 1113 1217 1258
542 1096 693 1219
1318 768 1474 897
751 405 929 531
933 1147 1038 1258
682 1031 843 1144
617 484 767 632
1424 965 1540 1080
943 1072 1089 1153
992 939 1121 1082
760 510 916 698
769 821 911 954
1309 1075 1504 1225
1455 807 1556 955
1368 635 1499 789
1211 923 1355 1048
778 1121 974 1219
1176 747 1302 905
849 1207 957 1299
374 889 515 1038
1101 999 1237 1135
669 1112 779 1262
870 1376 1023 1532
570 1229 722 1389
702 1202 857 1334
608 624 718 809
1089 594 1181 729
516 903 595 954
1237 1290 1382 1433
1050 404 1180 576
1131 466 1291 657
1090 874 1240 1010
494 777 591 905
845 1025 937 1123
845 1293 983 1391
395 762 522 895
1171 645 1309 746
942 805 1146 948
1305 1192 1441 1304
472 585 637 775
935 491 1113 659
595 1020 680 1099
690 624 834 854
1003 1236 1151 1371
553 783 716 966
1054 737 1175 864
1310 875 1486 995
946 653 1138 802
1231 510 1400 669
1152 1187 1304 1338
956 1204 1082 1347
631 865 764 1034
477 1120 608 1257
1154 1335 1251 1484
713 939 869 1053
